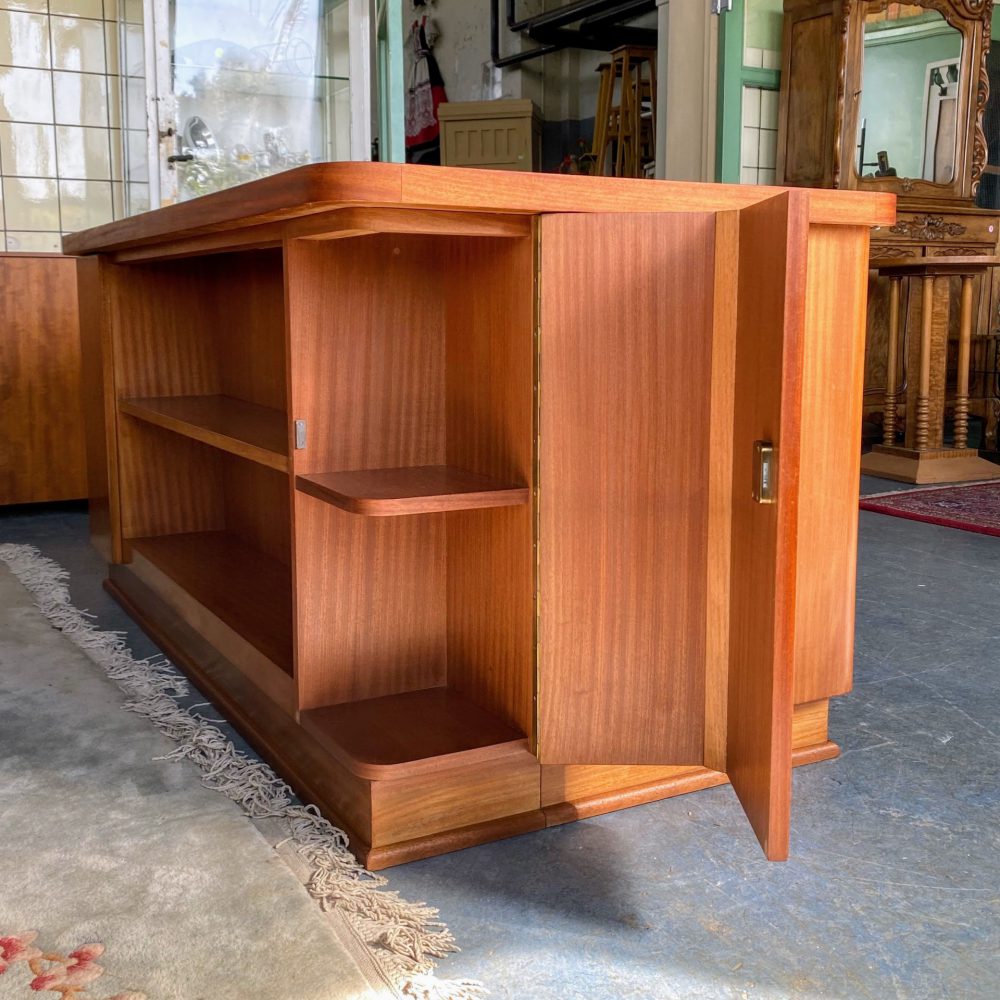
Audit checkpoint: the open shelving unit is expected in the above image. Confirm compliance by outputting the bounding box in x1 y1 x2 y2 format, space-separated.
75 162 890 869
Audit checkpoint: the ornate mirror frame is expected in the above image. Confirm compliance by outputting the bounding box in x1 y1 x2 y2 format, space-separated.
838 0 992 202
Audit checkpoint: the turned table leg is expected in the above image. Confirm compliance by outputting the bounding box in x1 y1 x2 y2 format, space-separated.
883 276 902 447
915 275 934 451
954 275 974 450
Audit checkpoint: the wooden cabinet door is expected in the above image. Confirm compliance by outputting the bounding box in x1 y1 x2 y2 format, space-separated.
726 192 809 860
536 194 808 860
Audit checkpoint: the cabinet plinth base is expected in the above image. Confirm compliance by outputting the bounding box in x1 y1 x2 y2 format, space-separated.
105 561 841 870
861 444 1000 484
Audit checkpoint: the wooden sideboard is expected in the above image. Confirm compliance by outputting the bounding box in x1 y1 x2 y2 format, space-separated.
67 163 893 868
0 253 87 506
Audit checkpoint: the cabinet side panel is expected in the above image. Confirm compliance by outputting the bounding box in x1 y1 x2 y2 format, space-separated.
444 236 536 737
77 256 118 559
793 224 869 703
536 212 714 766
0 255 86 505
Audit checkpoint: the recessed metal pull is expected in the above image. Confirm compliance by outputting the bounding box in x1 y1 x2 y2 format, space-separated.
294 419 307 450
753 441 777 504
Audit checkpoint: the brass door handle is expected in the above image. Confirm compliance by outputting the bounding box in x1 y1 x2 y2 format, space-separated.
753 441 777 504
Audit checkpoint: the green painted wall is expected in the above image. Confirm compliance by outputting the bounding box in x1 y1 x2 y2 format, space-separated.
858 26 961 178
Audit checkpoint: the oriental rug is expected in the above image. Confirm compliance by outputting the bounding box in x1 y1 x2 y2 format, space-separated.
859 481 1000 538
0 545 483 1000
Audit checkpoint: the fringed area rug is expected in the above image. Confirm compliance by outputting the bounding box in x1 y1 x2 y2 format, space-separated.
859 481 1000 538
0 544 484 1000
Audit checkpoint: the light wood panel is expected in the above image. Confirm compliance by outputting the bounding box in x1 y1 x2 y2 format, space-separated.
370 750 541 849
542 698 831 807
0 254 86 505
536 212 715 765
443 235 536 737
128 547 295 714
120 395 289 471
221 454 292 567
300 687 527 779
118 421 225 540
130 530 292 673
705 211 740 772
726 191 808 862
793 225 870 704
62 163 894 258
295 466 527 515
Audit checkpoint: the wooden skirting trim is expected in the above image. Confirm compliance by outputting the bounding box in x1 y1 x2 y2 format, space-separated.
106 563 844 869
362 810 548 871
106 569 375 844
542 740 841 828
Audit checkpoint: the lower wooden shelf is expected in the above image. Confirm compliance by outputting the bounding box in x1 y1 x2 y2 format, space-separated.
129 531 293 674
300 687 529 779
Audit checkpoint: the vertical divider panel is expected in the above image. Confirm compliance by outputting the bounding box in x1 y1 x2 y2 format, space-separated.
726 191 809 861
285 235 448 711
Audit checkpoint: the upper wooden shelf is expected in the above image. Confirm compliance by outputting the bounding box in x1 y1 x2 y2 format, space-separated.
295 465 529 516
121 395 288 472
61 162 896 257
300 687 528 779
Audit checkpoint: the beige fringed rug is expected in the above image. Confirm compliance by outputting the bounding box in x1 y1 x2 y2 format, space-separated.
0 544 483 1000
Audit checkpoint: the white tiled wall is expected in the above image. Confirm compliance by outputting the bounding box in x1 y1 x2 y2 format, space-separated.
0 0 147 253
740 85 779 186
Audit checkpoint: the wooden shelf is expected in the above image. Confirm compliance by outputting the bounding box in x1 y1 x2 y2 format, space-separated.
130 532 292 674
295 465 529 516
120 395 289 472
300 688 528 779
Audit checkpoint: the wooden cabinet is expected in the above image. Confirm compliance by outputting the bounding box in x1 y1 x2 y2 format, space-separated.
67 163 892 868
0 253 86 506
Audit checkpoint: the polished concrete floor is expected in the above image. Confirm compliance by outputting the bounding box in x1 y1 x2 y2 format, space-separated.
1 482 997 1000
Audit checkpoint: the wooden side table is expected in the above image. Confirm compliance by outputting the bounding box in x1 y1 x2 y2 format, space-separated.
861 256 1000 484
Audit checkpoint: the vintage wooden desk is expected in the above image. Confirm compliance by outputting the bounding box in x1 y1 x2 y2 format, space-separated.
66 163 892 868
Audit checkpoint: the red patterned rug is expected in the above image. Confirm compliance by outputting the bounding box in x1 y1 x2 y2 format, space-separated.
860 481 1000 537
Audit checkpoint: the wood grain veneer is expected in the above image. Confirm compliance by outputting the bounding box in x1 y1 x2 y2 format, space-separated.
81 168 886 866
63 164 894 257
0 254 86 505
130 531 293 673
726 191 808 862
300 687 527 779
442 235 536 738
295 466 528 515
121 395 289 471
536 211 715 765
793 225 870 704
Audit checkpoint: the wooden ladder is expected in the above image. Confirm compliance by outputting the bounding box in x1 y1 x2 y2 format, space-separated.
590 45 657 178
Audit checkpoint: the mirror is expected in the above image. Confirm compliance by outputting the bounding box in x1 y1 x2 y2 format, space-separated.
855 3 964 184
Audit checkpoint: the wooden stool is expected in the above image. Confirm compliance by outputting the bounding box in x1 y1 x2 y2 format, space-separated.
590 46 656 177
862 256 1000 483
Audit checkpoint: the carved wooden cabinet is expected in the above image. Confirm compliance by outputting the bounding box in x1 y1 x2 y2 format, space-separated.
68 163 891 868
778 0 1000 481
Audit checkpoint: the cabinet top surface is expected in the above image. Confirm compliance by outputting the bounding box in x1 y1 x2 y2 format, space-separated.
62 162 895 256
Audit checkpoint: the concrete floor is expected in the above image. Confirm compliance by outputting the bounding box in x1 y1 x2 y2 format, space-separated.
1 482 997 1000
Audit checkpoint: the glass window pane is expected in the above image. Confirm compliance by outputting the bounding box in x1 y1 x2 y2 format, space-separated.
170 0 351 201
744 0 783 70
